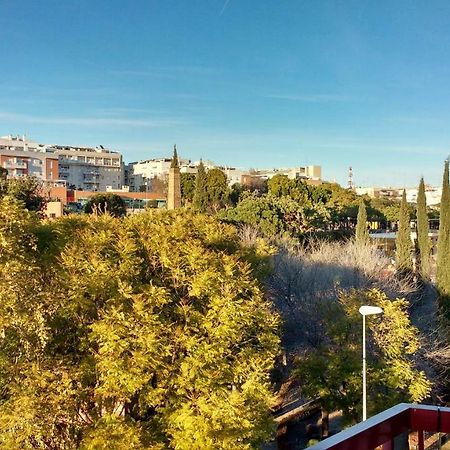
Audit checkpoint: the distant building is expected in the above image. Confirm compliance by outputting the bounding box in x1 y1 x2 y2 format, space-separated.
0 135 59 181
0 135 123 191
250 165 322 181
127 156 322 191
356 185 442 206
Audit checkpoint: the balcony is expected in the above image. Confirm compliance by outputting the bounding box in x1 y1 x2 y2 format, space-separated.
308 403 450 450
4 160 27 169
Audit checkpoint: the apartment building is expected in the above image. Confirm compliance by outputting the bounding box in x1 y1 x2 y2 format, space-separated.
126 157 192 192
356 185 442 206
0 135 123 191
252 165 322 181
127 155 322 191
0 135 59 180
50 144 123 191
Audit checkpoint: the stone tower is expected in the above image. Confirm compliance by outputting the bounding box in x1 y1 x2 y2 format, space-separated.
167 145 181 210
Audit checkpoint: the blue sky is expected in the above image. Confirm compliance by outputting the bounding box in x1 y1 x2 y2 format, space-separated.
1 0 450 186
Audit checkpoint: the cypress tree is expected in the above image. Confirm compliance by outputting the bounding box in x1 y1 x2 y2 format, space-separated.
355 198 369 245
437 160 450 300
395 190 413 272
193 160 208 212
416 177 431 278
170 144 179 168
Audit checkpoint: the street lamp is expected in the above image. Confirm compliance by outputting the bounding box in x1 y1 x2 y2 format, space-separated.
359 305 383 421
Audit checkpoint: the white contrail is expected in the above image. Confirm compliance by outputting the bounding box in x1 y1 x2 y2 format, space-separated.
220 0 231 16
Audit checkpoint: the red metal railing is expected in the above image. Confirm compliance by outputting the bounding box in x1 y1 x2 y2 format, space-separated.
308 403 450 450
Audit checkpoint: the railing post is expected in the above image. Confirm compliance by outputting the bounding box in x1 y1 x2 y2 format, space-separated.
417 430 424 450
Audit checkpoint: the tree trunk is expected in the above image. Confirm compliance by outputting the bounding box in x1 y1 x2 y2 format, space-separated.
321 408 330 439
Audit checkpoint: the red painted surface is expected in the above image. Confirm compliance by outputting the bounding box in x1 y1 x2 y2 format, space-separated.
308 404 450 450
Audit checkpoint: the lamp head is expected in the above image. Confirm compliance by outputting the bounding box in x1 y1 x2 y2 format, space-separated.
359 305 383 316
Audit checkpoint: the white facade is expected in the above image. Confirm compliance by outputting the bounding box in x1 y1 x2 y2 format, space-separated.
52 145 123 191
0 135 123 191
405 186 442 206
356 185 442 206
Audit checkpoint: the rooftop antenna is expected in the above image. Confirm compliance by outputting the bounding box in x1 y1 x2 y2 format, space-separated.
348 166 354 190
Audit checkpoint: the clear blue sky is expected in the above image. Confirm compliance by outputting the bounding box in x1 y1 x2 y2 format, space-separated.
1 0 450 186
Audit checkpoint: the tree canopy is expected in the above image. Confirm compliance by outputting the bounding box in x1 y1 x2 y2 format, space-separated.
295 289 431 425
84 193 127 217
416 178 431 278
0 202 280 449
0 176 47 212
193 161 208 213
395 190 413 273
355 199 369 246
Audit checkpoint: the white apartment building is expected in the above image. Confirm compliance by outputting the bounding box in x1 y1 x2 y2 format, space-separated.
126 157 193 192
356 185 442 206
0 135 123 191
126 156 322 191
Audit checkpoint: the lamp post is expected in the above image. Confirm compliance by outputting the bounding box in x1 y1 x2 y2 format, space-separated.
359 305 383 421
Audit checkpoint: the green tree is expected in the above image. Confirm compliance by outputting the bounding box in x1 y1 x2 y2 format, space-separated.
0 176 47 212
416 177 431 278
395 190 413 272
84 193 127 217
0 167 7 180
355 199 369 245
0 204 280 449
220 192 330 238
229 183 244 206
193 161 208 213
206 168 228 211
295 289 431 429
267 175 310 204
437 160 450 305
180 173 196 204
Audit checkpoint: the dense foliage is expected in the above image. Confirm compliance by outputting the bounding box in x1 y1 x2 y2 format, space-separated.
395 190 413 272
355 199 369 245
416 178 431 278
0 201 280 449
0 176 47 212
84 193 127 217
295 289 431 425
193 161 208 213
180 173 196 204
437 160 450 307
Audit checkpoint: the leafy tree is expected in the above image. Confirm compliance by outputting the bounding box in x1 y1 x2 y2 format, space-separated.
0 167 7 180
241 176 267 194
220 192 330 238
149 176 168 195
84 193 127 217
267 175 310 204
355 199 369 245
395 190 413 272
437 160 450 306
295 289 431 430
206 168 229 211
171 145 179 168
229 183 244 206
0 204 280 449
193 161 208 213
180 173 196 204
0 176 47 212
416 177 431 278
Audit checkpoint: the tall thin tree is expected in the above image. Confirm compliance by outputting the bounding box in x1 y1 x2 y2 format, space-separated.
355 198 369 245
396 190 413 272
416 177 431 278
437 160 450 302
193 160 208 213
